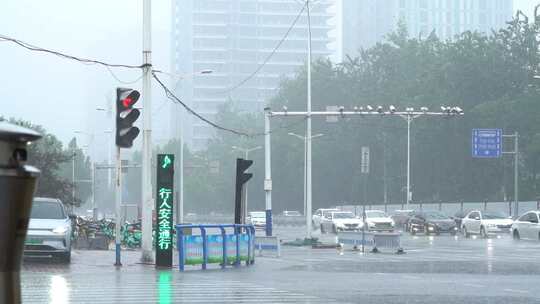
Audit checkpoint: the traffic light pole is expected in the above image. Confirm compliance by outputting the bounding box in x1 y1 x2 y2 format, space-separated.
141 0 153 263
115 146 122 266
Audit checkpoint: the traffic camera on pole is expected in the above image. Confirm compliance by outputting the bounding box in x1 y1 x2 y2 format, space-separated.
116 88 141 148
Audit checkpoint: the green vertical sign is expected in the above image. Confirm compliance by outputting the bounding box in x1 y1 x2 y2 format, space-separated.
156 154 174 267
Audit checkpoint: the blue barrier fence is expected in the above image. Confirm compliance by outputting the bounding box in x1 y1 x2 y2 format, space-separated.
175 224 255 271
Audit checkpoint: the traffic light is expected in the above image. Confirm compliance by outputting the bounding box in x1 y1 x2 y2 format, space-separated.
234 158 253 225
116 88 141 148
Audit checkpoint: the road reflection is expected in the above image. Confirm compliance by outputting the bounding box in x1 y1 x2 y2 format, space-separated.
158 271 172 304
50 275 68 304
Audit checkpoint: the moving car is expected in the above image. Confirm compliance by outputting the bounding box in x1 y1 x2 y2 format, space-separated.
407 211 458 235
247 211 266 228
320 211 363 233
511 211 540 240
312 208 339 228
282 210 302 217
391 210 414 229
461 210 513 238
364 210 395 232
25 197 72 262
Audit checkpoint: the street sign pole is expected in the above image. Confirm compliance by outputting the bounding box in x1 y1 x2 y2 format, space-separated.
156 154 174 268
503 133 519 218
472 129 519 217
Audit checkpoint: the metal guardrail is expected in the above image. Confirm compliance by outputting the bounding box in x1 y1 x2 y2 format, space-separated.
337 231 403 254
175 224 255 271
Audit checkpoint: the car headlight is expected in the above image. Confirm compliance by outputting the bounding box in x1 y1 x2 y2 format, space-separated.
427 226 435 231
368 222 376 227
53 226 68 234
486 224 497 228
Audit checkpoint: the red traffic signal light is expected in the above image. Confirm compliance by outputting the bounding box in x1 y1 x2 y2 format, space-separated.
116 88 141 148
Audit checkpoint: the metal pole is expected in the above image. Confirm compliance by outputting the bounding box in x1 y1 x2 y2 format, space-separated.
514 132 519 218
115 146 122 266
141 0 153 263
178 122 184 225
264 109 272 236
92 162 96 220
108 131 112 187
245 150 249 222
72 152 76 204
382 132 388 207
305 0 313 240
406 115 411 209
362 175 367 253
303 135 307 220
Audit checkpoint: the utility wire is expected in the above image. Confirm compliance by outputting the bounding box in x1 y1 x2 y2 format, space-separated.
0 34 143 69
212 2 307 95
153 71 308 137
153 72 252 136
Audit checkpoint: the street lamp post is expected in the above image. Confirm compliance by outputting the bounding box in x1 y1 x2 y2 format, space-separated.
232 145 262 220
288 132 323 239
397 111 421 209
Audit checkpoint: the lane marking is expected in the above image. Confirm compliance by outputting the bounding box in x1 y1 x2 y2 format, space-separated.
503 288 529 294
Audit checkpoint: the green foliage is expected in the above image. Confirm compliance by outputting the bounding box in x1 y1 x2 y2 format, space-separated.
5 119 90 206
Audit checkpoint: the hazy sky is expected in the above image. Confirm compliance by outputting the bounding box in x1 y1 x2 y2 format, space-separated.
0 0 172 160
0 0 538 157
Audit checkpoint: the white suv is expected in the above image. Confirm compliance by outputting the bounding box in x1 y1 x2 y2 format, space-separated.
25 197 72 262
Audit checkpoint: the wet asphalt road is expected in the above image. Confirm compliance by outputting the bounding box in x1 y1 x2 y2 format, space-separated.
21 226 540 303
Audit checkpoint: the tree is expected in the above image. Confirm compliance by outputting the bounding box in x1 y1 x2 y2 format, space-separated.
183 12 540 214
6 119 78 206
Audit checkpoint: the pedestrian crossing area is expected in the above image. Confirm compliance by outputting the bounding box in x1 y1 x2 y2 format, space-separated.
22 274 334 303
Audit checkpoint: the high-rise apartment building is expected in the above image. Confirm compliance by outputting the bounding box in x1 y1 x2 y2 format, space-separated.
342 0 513 59
171 0 334 150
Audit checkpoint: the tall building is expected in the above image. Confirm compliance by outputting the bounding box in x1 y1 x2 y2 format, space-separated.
171 0 334 150
341 0 513 60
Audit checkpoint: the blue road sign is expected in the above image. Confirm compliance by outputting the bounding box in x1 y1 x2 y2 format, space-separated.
472 129 502 158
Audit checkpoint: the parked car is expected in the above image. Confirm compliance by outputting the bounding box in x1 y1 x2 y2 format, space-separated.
511 211 540 240
320 211 363 233
391 210 414 229
247 211 266 228
461 210 513 238
364 210 395 232
407 211 458 235
25 197 72 262
283 210 302 217
312 208 339 228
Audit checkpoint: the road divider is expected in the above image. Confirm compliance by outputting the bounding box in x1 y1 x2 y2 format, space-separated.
254 236 281 257
337 231 404 254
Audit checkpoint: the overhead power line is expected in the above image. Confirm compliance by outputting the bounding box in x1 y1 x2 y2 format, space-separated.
153 72 307 137
0 34 143 69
